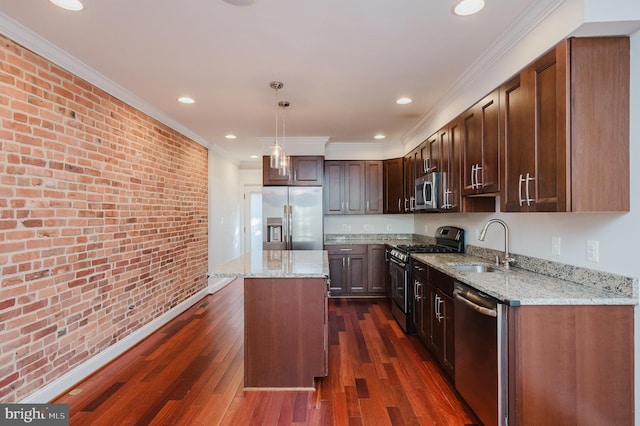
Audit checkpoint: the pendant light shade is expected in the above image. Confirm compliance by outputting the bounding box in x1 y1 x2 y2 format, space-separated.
269 81 284 170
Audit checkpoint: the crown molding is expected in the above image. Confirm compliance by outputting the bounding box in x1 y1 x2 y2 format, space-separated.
401 0 567 144
0 12 214 151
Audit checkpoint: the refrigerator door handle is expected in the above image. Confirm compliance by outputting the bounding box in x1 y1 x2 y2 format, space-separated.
288 205 293 248
283 204 289 250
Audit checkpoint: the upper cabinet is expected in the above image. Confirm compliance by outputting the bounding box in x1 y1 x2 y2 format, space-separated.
500 37 629 212
263 156 324 186
461 89 500 196
324 160 383 215
383 158 404 214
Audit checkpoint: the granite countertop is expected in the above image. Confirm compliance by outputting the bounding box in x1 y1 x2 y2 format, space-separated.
210 250 329 278
411 252 637 306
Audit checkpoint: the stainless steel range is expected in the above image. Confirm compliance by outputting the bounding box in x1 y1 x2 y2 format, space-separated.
388 226 464 333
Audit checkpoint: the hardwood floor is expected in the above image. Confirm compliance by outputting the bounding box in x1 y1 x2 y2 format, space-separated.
53 278 478 425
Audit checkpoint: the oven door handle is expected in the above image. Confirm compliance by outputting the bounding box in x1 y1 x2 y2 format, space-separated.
389 257 405 268
455 293 497 318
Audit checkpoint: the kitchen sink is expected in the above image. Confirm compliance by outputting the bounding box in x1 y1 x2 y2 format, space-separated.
448 263 501 273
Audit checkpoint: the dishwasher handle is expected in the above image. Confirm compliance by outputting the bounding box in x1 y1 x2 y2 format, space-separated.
455 292 497 318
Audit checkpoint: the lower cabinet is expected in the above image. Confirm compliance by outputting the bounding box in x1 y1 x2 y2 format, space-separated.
327 244 386 296
414 260 455 379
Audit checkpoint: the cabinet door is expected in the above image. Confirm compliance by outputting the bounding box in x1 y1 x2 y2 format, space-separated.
441 292 455 377
327 254 346 295
383 158 404 214
346 254 367 293
462 90 500 195
412 277 426 341
367 245 386 294
501 74 534 211
364 161 383 214
428 286 444 357
324 161 344 214
262 156 292 186
344 161 365 214
292 156 324 186
422 133 442 175
502 47 566 213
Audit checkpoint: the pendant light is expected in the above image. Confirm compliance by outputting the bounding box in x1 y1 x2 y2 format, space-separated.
269 81 283 169
278 100 291 176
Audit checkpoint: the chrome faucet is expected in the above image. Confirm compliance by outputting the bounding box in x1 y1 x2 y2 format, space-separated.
478 219 515 269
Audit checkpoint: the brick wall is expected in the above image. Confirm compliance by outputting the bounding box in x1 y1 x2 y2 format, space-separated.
0 34 209 401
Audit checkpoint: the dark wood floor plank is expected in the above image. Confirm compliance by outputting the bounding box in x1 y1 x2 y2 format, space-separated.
52 279 476 425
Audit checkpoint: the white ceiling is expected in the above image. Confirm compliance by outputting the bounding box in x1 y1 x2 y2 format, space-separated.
1 0 552 167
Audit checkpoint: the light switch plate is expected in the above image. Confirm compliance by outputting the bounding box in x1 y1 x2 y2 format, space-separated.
551 236 561 256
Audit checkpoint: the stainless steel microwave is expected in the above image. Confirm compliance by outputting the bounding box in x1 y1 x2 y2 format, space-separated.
415 172 439 210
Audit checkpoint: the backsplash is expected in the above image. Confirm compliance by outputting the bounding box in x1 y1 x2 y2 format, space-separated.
466 245 638 299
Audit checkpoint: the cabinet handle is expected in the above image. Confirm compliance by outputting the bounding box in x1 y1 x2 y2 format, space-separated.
424 158 428 173
518 173 525 206
410 196 415 212
341 201 344 212
347 257 351 270
398 198 401 212
366 200 370 212
404 198 408 212
475 164 483 188
294 170 297 182
346 202 349 211
414 280 422 300
470 164 476 189
525 172 535 206
339 248 353 251
342 257 345 269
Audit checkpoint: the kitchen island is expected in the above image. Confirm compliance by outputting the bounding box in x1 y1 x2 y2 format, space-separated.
211 250 330 390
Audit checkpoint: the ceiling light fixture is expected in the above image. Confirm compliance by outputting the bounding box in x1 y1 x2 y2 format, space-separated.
222 0 255 6
49 0 84 11
269 81 284 169
396 97 412 105
225 134 237 139
374 134 386 140
454 0 485 16
277 100 291 176
178 96 195 104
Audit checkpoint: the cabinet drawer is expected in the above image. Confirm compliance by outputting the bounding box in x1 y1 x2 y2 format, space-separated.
412 261 429 280
325 244 367 255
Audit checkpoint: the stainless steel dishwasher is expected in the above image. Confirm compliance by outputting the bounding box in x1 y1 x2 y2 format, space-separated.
453 282 507 426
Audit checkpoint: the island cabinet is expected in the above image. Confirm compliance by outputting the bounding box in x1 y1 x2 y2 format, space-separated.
501 37 630 212
323 160 383 214
508 305 633 425
244 277 328 389
262 155 324 186
383 157 404 214
461 89 500 196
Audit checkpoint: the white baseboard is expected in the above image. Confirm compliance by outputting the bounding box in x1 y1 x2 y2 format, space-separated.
21 287 210 403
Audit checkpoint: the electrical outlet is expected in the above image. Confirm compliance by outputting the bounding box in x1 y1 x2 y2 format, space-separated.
424 224 429 234
586 240 599 263
386 224 392 232
551 236 561 256
341 224 348 232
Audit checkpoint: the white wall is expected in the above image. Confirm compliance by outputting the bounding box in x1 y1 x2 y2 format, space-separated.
208 151 243 273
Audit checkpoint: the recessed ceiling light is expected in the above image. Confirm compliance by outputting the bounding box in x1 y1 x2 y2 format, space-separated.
225 134 237 139
49 0 84 11
396 97 412 105
374 134 386 140
249 155 259 159
454 0 485 16
177 97 195 104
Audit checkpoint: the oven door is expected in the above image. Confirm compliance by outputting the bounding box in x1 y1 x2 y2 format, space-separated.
388 257 407 311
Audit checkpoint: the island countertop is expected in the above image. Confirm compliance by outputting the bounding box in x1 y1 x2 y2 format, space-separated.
210 250 329 278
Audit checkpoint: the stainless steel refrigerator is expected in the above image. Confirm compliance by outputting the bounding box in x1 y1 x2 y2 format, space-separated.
262 186 323 250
